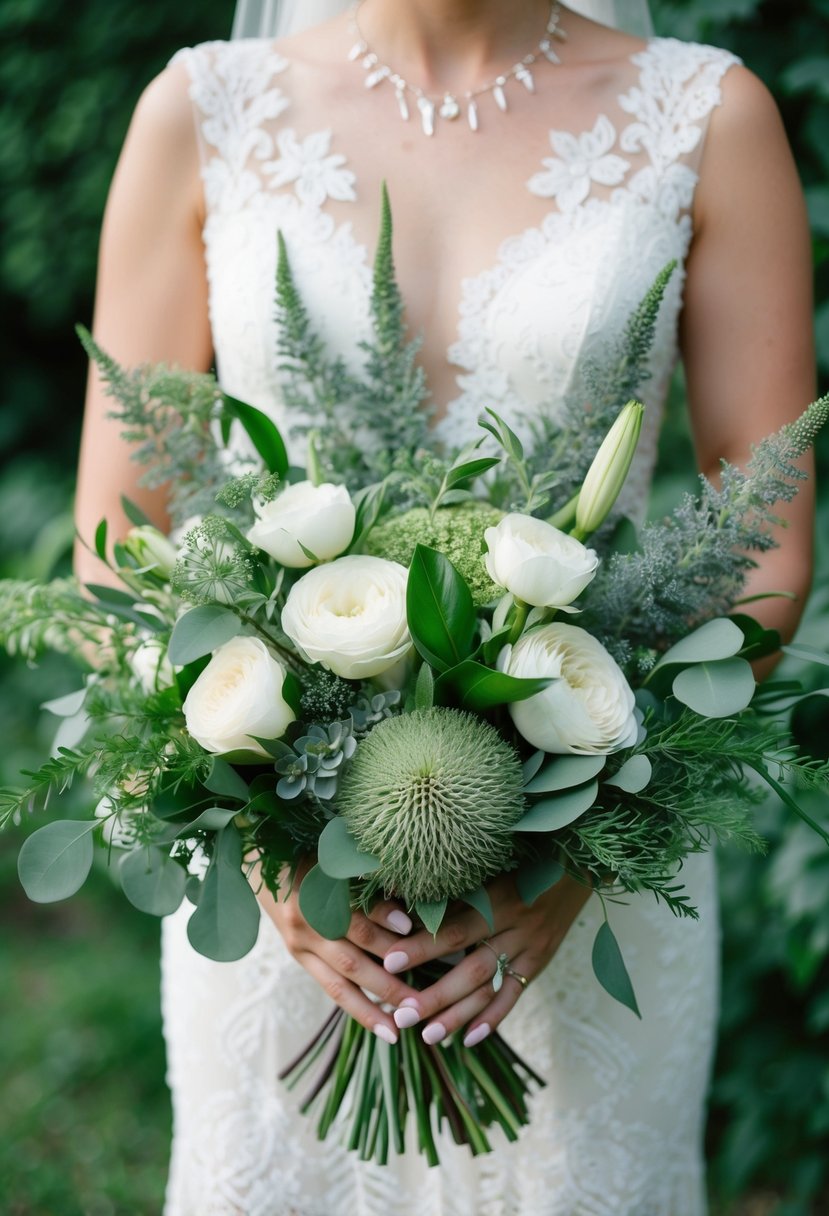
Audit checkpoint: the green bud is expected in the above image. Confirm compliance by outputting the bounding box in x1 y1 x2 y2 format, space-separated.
123 525 177 579
574 401 644 539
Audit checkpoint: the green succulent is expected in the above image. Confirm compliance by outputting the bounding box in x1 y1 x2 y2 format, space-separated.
363 502 504 606
336 707 525 905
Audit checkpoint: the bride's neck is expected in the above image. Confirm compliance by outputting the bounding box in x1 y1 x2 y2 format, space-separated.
356 0 554 91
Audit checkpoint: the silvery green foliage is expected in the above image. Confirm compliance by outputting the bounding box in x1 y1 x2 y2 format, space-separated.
349 689 402 733
584 396 829 662
278 721 358 801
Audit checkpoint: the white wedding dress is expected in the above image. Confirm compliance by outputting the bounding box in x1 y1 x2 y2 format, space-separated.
161 30 740 1216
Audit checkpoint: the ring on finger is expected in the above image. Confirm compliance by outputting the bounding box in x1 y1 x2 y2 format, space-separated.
505 966 529 991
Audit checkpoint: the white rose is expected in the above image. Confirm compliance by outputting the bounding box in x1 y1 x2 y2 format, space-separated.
483 513 599 609
182 636 295 755
499 623 637 754
94 795 141 849
247 480 356 568
281 554 411 680
131 638 175 694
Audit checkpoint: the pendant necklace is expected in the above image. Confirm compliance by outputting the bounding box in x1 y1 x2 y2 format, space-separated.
347 2 566 136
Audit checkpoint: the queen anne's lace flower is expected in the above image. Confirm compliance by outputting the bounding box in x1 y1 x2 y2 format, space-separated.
527 115 630 212
264 129 356 207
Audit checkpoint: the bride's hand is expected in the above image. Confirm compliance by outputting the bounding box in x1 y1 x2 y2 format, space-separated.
382 873 593 1047
256 866 421 1044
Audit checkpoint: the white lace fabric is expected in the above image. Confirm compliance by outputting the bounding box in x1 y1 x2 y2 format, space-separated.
161 32 739 1215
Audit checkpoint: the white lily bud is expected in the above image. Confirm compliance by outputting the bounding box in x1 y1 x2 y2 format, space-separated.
575 401 644 539
123 526 178 579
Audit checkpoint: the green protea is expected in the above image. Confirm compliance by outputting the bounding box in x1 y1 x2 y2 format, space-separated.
336 708 525 905
364 502 504 606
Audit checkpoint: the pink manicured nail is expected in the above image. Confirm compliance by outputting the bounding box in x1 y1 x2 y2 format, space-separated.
463 1023 491 1049
384 951 409 974
387 910 412 935
373 1024 398 1045
422 1022 446 1045
394 1006 421 1029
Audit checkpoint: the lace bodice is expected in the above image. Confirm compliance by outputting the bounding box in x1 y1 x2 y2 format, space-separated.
160 31 738 1216
172 33 739 522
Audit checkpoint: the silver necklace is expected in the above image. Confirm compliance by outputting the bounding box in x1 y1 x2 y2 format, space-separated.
347 2 566 136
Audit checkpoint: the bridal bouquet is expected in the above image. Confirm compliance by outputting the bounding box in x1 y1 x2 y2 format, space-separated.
2 189 829 1165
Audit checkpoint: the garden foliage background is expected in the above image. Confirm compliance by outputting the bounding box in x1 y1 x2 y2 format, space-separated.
1 0 827 1212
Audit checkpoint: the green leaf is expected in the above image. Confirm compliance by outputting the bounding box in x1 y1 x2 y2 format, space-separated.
672 657 755 718
317 816 382 879
120 495 154 528
168 605 244 666
515 781 599 832
18 820 94 903
406 544 475 672
119 846 186 916
414 662 435 712
730 613 781 662
782 641 829 669
415 897 448 936
524 754 605 794
179 807 240 832
204 757 250 803
592 920 640 1018
516 858 564 905
653 617 744 671
444 456 501 490
84 582 141 607
521 750 545 783
604 754 652 794
436 659 551 713
459 886 495 932
94 518 108 562
223 393 289 477
479 408 524 463
746 760 829 848
350 480 387 548
186 826 261 961
298 864 352 940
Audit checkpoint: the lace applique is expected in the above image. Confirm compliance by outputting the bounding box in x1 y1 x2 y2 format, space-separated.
527 114 630 211
264 128 357 206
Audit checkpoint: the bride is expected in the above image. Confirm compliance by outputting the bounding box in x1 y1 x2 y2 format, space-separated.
73 1 815 1212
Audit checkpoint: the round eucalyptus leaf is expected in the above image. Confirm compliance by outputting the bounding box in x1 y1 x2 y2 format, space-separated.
317 815 381 879
18 820 94 903
655 617 744 670
186 827 261 961
298 864 352 940
672 657 755 718
604 754 653 794
120 846 187 916
524 753 605 794
515 781 599 832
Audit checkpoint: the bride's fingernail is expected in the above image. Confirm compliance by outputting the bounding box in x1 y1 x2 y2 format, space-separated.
387 911 412 934
384 951 409 974
373 1024 398 1045
393 1005 421 1029
422 1022 446 1045
463 1023 491 1049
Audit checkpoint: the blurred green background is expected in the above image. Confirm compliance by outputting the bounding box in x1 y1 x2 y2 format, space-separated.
0 0 827 1212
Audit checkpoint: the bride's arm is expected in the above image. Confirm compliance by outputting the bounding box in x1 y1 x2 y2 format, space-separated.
73 62 212 588
388 65 817 1045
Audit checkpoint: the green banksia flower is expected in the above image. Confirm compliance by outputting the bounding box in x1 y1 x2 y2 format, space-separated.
336 708 525 905
364 502 504 605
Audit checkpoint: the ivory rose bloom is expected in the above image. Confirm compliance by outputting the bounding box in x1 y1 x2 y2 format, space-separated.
183 636 295 755
500 623 637 754
247 480 355 568
281 555 411 680
483 513 599 608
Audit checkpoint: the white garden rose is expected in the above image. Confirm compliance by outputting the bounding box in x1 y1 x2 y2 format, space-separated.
182 636 295 756
499 623 638 755
247 480 355 568
483 513 599 608
130 638 175 694
281 554 411 680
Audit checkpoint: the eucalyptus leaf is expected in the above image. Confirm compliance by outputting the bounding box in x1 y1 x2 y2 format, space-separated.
604 754 652 794
782 641 829 669
406 545 476 672
515 858 564 905
298 864 353 940
120 846 186 916
317 815 381 879
186 825 261 961
179 807 240 833
592 920 640 1017
18 820 94 903
521 750 545 784
204 757 250 803
524 754 605 794
416 897 448 936
459 886 495 933
654 617 744 671
515 781 599 832
168 605 244 666
672 657 755 718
